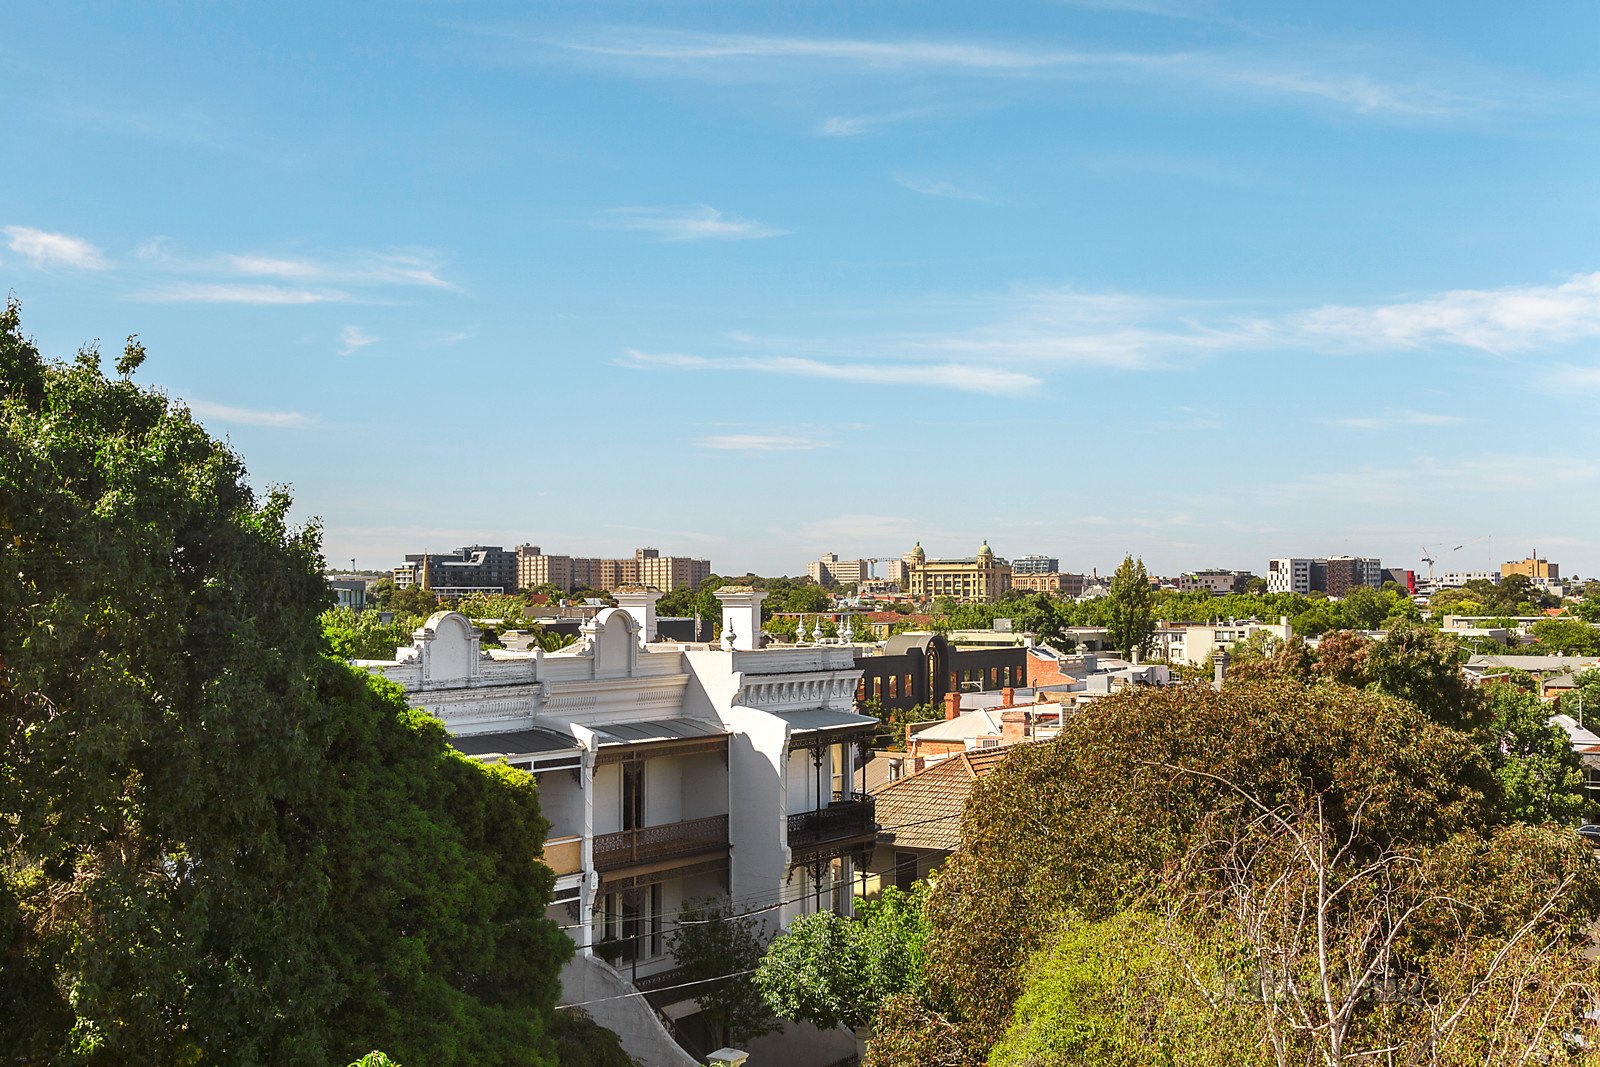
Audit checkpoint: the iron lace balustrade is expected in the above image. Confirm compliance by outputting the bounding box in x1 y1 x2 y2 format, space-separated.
787 792 876 849
593 814 729 872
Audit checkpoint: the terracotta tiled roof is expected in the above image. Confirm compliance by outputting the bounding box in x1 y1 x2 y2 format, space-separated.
871 746 1025 852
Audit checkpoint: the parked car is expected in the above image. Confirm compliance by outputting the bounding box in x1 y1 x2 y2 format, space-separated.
1576 824 1600 847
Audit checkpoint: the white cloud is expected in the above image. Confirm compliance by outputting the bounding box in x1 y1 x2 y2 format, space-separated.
894 175 989 201
1546 364 1600 392
224 249 454 289
818 115 872 137
696 434 831 452
133 283 350 304
621 349 1040 396
565 31 1495 117
185 399 310 429
1286 273 1600 353
3 225 108 270
597 205 790 241
1329 410 1468 430
339 325 380 355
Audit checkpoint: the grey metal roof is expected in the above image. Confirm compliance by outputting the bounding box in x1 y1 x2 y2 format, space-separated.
450 728 579 759
591 717 728 746
1467 655 1600 671
775 707 881 734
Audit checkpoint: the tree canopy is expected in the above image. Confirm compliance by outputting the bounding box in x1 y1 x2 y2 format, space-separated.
0 301 572 1064
1104 555 1157 659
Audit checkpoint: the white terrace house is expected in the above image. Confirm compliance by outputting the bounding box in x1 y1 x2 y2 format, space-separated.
358 587 879 1046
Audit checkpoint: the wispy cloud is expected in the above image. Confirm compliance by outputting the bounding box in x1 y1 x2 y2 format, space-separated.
621 349 1040 396
817 115 874 137
4 225 109 270
696 433 831 452
564 31 1497 117
894 175 989 201
616 271 1600 399
1329 410 1468 430
186 399 311 429
339 325 380 355
223 249 454 289
597 205 790 241
134 283 350 304
1286 273 1600 353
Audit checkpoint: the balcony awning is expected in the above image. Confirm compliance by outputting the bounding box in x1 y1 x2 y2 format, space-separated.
777 707 880 736
592 717 730 762
449 727 580 761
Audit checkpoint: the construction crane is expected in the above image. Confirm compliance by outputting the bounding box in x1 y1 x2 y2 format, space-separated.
1420 536 1491 584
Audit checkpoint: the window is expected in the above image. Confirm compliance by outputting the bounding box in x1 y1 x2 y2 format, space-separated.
889 675 898 699
894 851 918 892
831 744 845 798
621 762 644 831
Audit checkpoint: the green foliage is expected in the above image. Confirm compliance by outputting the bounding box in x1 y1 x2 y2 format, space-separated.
1363 621 1484 731
667 898 777 1049
1429 574 1555 616
547 1009 638 1067
755 884 930 1031
323 606 425 659
989 911 1255 1067
1529 617 1600 655
1479 683 1588 824
890 680 1499 1063
0 301 568 1065
350 1054 400 1067
1105 555 1156 659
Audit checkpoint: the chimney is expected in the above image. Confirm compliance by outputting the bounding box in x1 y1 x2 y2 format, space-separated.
1001 686 1016 707
944 691 962 720
713 586 768 651
613 586 661 643
1001 709 1029 746
1212 648 1230 691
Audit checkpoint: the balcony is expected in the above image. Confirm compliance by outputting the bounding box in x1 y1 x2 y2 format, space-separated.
594 815 729 873
540 834 583 877
787 792 877 850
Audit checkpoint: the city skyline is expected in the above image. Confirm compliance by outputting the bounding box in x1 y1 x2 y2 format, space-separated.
4 2 1598 576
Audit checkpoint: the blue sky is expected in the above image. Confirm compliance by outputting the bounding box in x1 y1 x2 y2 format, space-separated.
5 2 1599 579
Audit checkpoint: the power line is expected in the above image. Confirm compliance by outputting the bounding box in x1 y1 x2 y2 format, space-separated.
554 968 759 1011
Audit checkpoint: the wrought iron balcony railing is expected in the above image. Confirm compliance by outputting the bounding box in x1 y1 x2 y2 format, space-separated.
787 792 876 850
593 814 729 872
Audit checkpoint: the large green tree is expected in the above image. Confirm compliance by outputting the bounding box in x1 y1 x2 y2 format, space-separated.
866 679 1505 1064
1104 555 1157 660
0 302 571 1064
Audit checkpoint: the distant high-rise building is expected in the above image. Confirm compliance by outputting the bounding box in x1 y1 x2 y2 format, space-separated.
513 544 709 593
808 552 871 587
1502 553 1559 583
399 546 518 595
1267 556 1381 597
1012 554 1060 575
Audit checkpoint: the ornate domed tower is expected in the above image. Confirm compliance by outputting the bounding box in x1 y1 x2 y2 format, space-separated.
977 540 993 564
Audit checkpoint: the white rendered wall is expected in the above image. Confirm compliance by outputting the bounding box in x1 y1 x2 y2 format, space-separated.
644 754 682 826
593 762 622 835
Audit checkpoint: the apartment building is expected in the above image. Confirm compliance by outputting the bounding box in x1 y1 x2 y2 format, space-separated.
1177 569 1251 595
1011 554 1060 575
514 544 711 594
808 552 871 587
356 587 878 1058
394 545 518 595
1148 617 1294 666
1266 556 1381 597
